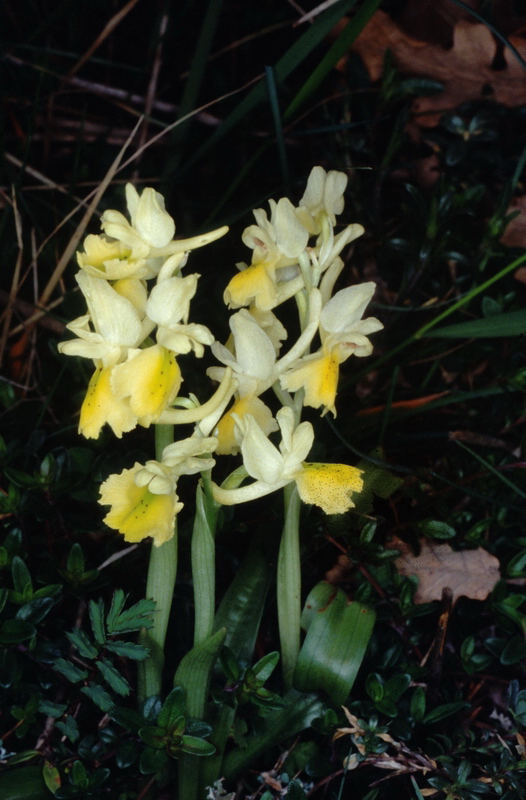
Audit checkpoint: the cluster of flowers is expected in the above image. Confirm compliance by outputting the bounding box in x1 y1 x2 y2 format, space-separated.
59 168 383 546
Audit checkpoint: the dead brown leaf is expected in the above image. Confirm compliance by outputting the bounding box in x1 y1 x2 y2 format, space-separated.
500 195 526 248
391 536 500 603
352 11 526 126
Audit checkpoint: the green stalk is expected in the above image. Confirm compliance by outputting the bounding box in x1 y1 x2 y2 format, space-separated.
277 483 302 689
191 473 218 646
138 424 178 702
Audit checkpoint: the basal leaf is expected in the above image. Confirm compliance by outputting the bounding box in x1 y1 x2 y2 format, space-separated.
294 582 375 705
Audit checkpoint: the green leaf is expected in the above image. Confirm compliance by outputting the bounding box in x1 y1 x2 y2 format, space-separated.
97 657 130 696
0 619 36 644
423 701 469 724
294 582 375 704
185 719 212 739
184 0 361 169
5 751 40 766
53 658 88 683
174 628 226 720
71 761 88 789
287 781 308 800
175 628 226 800
213 532 272 663
89 599 106 645
366 673 384 703
66 629 98 660
66 543 85 576
353 456 404 515
423 309 526 338
223 690 324 781
0 647 17 688
219 646 241 683
38 700 67 717
105 640 149 660
192 482 217 646
500 634 526 665
110 706 146 733
56 715 79 743
87 767 110 790
0 766 50 800
493 601 526 632
81 682 115 712
16 597 55 625
11 556 32 599
384 673 411 701
181 735 216 757
105 589 127 633
43 760 61 794
110 597 156 634
410 686 426 721
158 686 187 730
139 725 167 749
115 740 138 769
252 651 279 682
417 520 456 540
139 746 168 775
284 0 383 119
31 585 62 601
507 550 526 577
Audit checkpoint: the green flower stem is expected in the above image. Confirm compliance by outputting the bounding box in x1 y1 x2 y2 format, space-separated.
191 471 219 646
277 482 302 689
138 424 177 702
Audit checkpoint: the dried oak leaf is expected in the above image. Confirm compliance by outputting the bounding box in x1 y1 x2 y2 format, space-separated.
352 11 526 126
390 536 500 603
500 195 526 248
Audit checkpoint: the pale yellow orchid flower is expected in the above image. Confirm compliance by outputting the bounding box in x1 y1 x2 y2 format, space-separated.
58 272 155 438
295 166 348 235
212 407 363 514
101 184 228 269
224 197 308 310
146 274 214 358
100 435 217 546
280 282 383 416
207 292 322 453
76 234 150 281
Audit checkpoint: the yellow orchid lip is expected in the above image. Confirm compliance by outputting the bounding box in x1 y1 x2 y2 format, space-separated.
281 351 339 417
79 364 137 439
111 344 182 426
295 463 364 514
100 463 182 546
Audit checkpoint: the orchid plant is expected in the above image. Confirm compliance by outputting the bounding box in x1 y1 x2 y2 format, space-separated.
59 167 383 798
